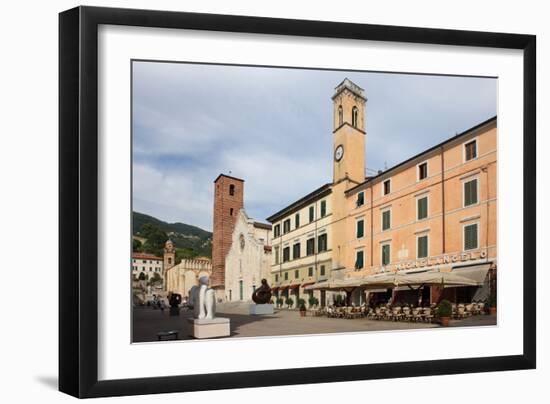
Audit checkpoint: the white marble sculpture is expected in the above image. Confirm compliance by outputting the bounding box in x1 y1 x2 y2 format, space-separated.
189 276 216 320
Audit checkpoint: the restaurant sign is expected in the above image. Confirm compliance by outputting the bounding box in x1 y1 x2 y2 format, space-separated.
395 250 487 271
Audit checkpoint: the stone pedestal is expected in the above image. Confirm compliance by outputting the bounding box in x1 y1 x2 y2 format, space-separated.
188 318 230 339
249 303 274 315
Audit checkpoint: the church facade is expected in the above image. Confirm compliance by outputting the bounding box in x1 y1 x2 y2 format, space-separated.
224 209 272 302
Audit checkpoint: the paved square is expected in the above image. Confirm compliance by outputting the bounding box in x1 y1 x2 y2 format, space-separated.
132 303 496 343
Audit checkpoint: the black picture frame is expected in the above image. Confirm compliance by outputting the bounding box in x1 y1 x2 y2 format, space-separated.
59 6 536 398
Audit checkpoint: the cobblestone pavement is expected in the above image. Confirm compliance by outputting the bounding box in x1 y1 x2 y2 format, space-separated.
132 303 497 343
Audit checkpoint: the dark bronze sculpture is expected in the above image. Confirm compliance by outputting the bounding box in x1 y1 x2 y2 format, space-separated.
169 292 182 316
252 279 272 304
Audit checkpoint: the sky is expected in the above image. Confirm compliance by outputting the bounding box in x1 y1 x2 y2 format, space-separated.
132 61 496 231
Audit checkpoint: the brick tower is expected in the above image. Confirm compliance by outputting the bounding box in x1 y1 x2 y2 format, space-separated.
212 174 244 295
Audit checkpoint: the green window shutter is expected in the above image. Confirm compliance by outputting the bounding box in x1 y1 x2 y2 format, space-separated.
309 206 314 222
418 197 428 220
357 220 364 238
382 245 390 265
382 211 390 230
465 179 478 206
355 251 364 269
465 224 478 250
321 200 326 217
418 236 428 258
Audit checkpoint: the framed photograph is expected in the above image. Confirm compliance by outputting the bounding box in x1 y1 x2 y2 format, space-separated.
59 6 536 398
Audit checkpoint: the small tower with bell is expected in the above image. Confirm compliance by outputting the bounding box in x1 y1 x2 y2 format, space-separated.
163 239 176 275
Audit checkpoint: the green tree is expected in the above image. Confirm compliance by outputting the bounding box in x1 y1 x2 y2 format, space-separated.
140 223 168 257
132 238 142 252
138 272 147 281
148 272 163 286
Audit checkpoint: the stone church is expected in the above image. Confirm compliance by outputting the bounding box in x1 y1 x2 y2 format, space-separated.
211 174 273 302
224 209 272 302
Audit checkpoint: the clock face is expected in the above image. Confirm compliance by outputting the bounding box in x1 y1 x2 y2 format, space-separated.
334 145 344 162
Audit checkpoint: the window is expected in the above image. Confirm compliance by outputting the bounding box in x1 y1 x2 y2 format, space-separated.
239 280 243 300
418 162 428 180
465 140 477 161
142 260 146 264
273 224 280 238
338 105 343 126
230 208 233 216
274 246 280 264
417 196 428 220
275 274 279 282
293 243 301 260
284 272 288 281
295 213 300 228
320 200 327 217
464 178 478 206
383 179 391 195
149 267 152 272
229 184 235 195
355 250 364 270
308 267 313 277
283 247 290 262
352 106 358 127
306 238 315 256
356 218 365 238
168 257 172 265
283 219 291 234
464 223 478 250
382 210 391 231
417 235 428 258
356 191 365 207
318 233 328 252
320 265 326 276
295 270 299 279
381 244 391 265
309 206 315 222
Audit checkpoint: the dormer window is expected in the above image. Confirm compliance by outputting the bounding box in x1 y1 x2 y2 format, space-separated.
351 106 358 128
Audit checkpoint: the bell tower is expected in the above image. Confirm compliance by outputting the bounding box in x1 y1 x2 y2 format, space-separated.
332 78 366 184
163 239 176 290
331 79 367 271
212 174 244 297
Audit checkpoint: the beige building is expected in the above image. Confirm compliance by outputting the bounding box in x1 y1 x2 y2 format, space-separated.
267 184 336 307
165 257 212 300
268 78 496 308
224 209 272 302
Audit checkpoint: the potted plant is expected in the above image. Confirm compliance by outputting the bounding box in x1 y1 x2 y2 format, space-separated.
308 296 319 308
487 294 497 316
298 298 307 316
285 297 294 309
436 299 452 327
276 297 284 308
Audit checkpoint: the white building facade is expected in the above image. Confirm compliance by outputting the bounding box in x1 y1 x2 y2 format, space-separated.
132 253 163 279
224 209 272 302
